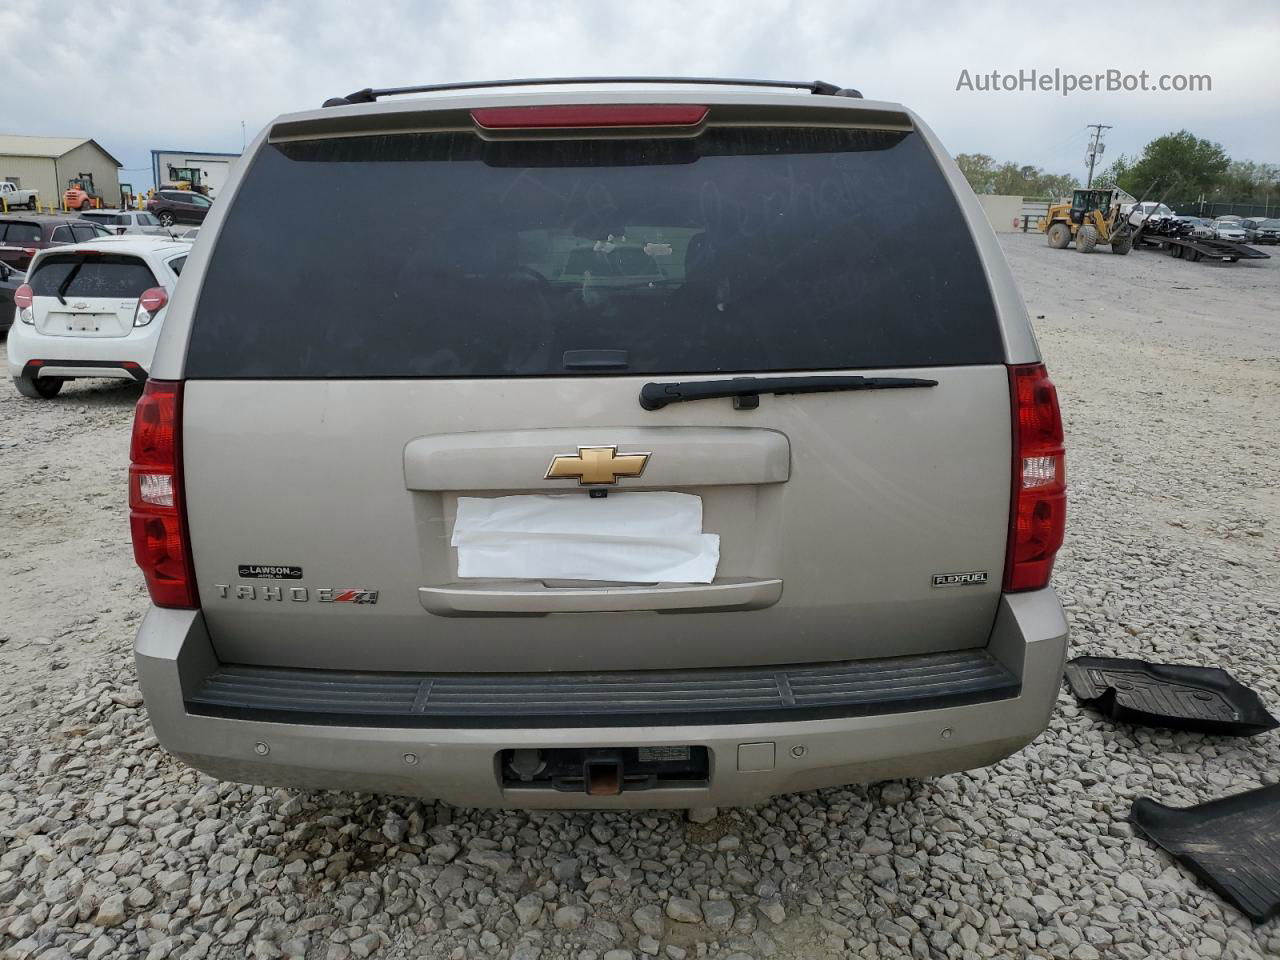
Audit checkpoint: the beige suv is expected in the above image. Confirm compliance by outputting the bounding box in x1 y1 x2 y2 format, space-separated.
130 77 1067 808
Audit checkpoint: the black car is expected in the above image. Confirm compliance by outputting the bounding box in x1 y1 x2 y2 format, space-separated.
0 259 21 333
1242 218 1280 244
146 189 213 227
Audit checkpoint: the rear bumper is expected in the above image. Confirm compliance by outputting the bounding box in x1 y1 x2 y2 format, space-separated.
18 359 146 381
5 319 160 380
135 589 1067 808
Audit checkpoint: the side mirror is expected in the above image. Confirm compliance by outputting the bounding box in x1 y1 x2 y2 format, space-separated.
0 264 9 281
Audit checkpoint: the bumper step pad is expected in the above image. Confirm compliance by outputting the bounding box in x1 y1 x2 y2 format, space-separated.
186 649 1019 728
1132 786 1280 924
1064 657 1278 736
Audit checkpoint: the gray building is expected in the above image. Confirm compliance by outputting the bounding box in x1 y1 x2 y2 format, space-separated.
0 135 123 209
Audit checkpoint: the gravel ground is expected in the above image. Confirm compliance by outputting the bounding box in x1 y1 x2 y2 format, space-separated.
1 233 1278 960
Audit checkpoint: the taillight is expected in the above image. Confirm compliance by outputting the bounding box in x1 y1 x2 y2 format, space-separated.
134 286 168 327
129 380 198 608
471 104 708 129
1004 363 1066 592
15 282 34 324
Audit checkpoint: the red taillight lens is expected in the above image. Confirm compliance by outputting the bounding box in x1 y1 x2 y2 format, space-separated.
14 283 32 309
129 380 198 608
1004 363 1066 592
471 104 708 129
134 287 168 327
139 287 168 313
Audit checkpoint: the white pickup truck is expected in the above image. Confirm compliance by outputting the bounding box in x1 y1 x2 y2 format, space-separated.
0 181 39 210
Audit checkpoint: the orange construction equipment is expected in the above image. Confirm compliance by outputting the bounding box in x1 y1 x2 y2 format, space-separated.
63 175 99 211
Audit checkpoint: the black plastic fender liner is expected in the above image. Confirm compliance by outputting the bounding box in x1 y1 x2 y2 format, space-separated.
1131 785 1280 924
1064 657 1279 736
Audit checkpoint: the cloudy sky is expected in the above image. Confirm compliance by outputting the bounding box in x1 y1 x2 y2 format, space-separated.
6 0 1278 188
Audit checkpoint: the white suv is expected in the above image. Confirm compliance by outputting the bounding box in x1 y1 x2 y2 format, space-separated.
7 236 188 398
79 209 171 237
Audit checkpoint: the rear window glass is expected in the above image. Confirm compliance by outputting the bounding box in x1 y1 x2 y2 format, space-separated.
29 254 158 299
2 222 40 244
188 126 1001 378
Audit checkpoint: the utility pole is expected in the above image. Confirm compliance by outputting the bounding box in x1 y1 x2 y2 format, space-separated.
1085 123 1112 188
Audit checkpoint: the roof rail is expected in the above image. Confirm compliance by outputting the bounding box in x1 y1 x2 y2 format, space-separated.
321 77 863 108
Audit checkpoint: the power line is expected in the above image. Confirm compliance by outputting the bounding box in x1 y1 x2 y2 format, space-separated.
1085 123 1112 188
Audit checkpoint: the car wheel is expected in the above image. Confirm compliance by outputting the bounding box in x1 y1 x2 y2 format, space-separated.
1046 223 1071 249
158 211 175 227
13 375 65 399
1076 225 1099 253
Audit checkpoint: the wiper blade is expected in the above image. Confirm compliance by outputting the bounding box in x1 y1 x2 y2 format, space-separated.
639 375 938 411
56 261 84 306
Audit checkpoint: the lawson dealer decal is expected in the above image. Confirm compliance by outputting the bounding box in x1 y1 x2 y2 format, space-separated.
237 564 304 580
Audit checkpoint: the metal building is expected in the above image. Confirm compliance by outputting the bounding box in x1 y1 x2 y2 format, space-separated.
150 149 241 198
0 135 123 208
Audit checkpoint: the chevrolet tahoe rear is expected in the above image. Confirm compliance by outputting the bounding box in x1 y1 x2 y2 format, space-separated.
131 78 1067 808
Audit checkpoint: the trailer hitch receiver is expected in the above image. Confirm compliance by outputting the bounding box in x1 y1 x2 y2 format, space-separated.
585 757 623 796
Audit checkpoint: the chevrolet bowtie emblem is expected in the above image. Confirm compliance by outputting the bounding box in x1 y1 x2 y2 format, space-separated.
545 445 651 485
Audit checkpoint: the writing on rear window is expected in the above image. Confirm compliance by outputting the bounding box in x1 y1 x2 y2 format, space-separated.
187 127 1001 378
30 254 157 299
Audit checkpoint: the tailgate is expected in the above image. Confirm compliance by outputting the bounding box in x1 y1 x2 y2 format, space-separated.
184 368 1011 672
177 106 1016 673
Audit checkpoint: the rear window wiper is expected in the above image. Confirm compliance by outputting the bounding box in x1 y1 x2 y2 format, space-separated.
55 262 85 305
639 374 939 410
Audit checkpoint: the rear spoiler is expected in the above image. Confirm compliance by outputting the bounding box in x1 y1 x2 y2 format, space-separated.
270 98 913 144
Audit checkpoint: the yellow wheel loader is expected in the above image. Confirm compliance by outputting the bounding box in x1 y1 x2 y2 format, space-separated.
1037 189 1134 255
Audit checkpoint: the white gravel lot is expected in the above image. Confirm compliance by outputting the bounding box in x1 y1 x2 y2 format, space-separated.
1 233 1278 960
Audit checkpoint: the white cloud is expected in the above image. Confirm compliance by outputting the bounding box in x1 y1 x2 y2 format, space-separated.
5 0 1277 187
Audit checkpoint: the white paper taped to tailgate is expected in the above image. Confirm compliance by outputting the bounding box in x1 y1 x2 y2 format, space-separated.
452 492 720 584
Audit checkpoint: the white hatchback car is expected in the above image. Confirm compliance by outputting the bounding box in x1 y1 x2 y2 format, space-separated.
7 236 189 398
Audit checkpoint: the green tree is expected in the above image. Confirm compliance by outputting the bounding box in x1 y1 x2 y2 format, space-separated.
1110 131 1229 197
1037 172 1079 199
955 153 995 194
1211 160 1280 204
1095 153 1134 191
956 153 1076 197
990 161 1077 199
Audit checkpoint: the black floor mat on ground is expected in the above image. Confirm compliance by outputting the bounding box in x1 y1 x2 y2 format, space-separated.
1132 785 1280 923
1064 657 1279 736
